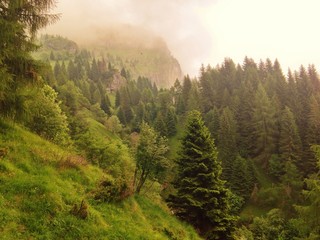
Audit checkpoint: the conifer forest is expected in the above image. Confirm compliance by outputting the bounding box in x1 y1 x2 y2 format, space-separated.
1 1 320 239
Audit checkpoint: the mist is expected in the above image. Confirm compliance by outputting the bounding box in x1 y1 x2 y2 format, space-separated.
45 0 215 76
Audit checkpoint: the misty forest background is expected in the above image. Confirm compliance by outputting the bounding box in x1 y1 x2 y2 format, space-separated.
1 1 320 240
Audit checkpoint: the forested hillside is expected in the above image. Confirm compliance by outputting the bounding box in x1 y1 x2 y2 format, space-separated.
1 1 320 240
36 25 183 88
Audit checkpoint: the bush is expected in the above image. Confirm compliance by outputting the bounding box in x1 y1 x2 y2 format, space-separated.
257 186 283 208
26 84 71 145
93 175 132 202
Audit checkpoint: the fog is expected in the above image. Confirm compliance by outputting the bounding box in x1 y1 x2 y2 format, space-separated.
46 0 320 77
45 0 214 76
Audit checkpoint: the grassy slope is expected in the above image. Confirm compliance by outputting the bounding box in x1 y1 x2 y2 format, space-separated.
0 119 201 240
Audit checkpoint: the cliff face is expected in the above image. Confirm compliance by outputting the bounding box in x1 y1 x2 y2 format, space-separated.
38 25 184 88
84 24 184 88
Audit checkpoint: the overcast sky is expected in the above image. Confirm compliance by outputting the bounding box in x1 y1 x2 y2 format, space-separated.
46 0 320 77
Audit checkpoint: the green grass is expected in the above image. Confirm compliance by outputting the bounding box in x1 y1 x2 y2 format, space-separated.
0 118 200 239
168 115 186 160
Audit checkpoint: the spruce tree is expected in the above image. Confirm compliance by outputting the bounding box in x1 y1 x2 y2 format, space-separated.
218 107 238 182
168 110 235 239
294 145 320 238
0 0 58 116
303 95 320 175
165 107 177 136
204 107 220 144
252 84 277 168
278 106 302 168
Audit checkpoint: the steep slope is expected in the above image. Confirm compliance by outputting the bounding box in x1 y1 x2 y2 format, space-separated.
86 25 183 88
0 119 201 239
39 25 183 88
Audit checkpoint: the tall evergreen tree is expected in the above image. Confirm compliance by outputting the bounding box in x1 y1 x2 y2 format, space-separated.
279 106 302 168
303 95 320 175
218 107 238 182
165 107 177 136
181 75 192 112
0 0 59 116
199 65 214 113
168 111 235 239
252 84 277 168
294 145 320 239
236 80 255 158
187 81 201 111
204 107 220 143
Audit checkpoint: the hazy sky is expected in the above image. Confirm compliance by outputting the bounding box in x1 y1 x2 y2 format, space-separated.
46 0 320 77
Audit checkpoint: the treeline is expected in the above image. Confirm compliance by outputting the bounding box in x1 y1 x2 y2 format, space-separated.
42 52 320 239
195 58 320 189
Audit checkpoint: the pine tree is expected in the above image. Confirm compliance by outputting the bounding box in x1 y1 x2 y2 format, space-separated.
278 106 302 168
187 81 201 111
303 95 320 175
154 112 168 137
252 84 277 168
168 111 235 239
236 80 255 158
231 156 255 199
90 58 100 82
181 75 192 112
218 107 238 182
294 145 320 238
295 66 312 164
100 94 111 115
0 0 59 116
199 66 213 113
165 107 177 136
115 90 121 108
204 107 220 144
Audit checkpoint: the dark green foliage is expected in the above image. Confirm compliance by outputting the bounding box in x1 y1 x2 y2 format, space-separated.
252 84 277 168
204 107 220 142
218 107 238 181
100 94 111 115
268 154 283 180
154 112 168 137
165 107 177 136
187 81 201 111
279 107 302 166
115 90 121 107
302 95 320 175
182 75 192 98
231 156 255 199
199 65 214 112
293 145 320 239
168 111 235 239
0 0 58 117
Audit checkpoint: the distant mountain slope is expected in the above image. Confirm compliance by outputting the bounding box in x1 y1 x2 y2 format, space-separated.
38 25 183 88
